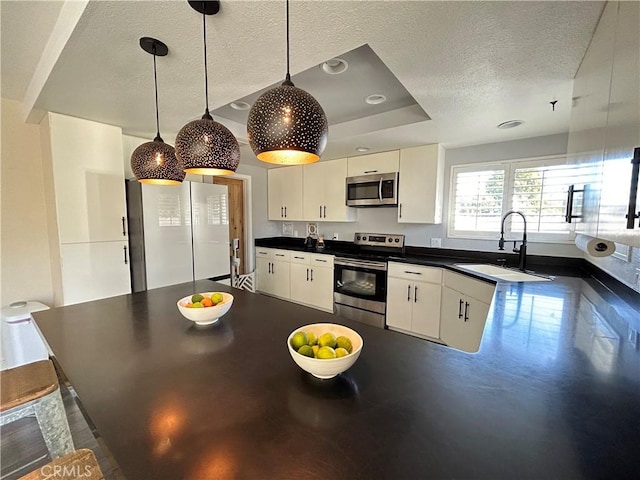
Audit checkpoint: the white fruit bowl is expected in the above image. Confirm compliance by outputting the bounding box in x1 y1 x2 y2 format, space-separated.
177 292 234 325
287 323 363 379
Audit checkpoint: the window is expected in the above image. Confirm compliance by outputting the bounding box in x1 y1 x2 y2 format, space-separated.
449 155 580 242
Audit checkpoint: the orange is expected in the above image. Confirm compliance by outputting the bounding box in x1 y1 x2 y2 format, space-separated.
201 297 213 307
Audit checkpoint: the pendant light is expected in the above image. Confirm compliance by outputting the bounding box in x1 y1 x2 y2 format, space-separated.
131 37 185 185
175 0 240 176
246 0 328 165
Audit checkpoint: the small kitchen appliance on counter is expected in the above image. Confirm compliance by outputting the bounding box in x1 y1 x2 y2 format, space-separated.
333 233 405 328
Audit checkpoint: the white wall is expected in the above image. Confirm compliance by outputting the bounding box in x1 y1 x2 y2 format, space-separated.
1 98 55 306
278 133 583 258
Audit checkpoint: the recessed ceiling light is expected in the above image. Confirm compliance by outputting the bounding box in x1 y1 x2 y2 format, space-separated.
230 101 251 111
365 94 387 105
320 58 349 75
497 120 524 129
356 147 370 152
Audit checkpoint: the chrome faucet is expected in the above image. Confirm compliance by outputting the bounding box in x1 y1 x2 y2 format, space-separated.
498 210 528 272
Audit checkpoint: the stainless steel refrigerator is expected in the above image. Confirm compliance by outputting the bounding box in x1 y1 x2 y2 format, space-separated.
126 180 230 292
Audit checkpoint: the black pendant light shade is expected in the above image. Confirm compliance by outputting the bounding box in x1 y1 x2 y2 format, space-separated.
246 0 328 165
175 116 240 175
131 37 185 185
176 0 240 176
247 83 328 165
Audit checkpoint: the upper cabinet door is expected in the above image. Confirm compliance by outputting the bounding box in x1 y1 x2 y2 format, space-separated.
398 144 445 224
597 1 640 245
347 150 399 177
44 113 126 244
303 158 356 222
267 166 303 221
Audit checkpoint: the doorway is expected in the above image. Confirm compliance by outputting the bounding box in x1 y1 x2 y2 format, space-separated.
212 176 246 274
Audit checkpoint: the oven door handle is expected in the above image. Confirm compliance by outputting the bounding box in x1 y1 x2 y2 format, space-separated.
335 258 387 271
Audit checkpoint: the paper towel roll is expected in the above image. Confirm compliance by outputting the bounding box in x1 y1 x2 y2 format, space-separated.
575 234 615 257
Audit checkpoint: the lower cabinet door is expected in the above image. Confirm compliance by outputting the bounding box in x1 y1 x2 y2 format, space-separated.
270 259 290 299
255 257 271 294
60 241 131 306
440 286 490 353
290 263 310 304
307 266 334 311
411 280 441 338
386 279 413 331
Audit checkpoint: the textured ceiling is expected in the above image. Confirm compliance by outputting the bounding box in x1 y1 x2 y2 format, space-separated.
1 0 606 168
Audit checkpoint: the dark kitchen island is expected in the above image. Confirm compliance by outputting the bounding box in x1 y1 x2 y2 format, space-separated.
34 277 639 479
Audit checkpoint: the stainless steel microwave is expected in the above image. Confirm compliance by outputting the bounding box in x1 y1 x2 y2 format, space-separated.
346 172 399 207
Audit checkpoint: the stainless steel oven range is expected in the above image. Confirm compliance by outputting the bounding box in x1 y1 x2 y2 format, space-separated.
333 233 404 328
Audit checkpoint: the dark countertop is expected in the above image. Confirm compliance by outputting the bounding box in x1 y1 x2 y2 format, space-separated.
34 276 639 479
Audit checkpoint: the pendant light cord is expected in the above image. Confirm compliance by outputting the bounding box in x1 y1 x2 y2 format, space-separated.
201 7 213 119
152 49 162 142
283 0 293 86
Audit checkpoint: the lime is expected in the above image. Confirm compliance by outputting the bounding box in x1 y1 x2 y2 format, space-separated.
335 347 349 358
191 294 204 303
306 332 318 346
311 345 319 357
211 293 223 305
317 346 337 359
291 331 309 350
192 302 204 308
336 336 353 353
318 332 337 348
297 345 314 358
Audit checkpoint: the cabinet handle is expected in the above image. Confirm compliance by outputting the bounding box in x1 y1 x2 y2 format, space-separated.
320 205 322 218
399 203 402 219
314 259 327 263
414 285 417 303
458 299 464 319
294 256 304 259
123 245 128 265
407 285 411 301
121 216 127 236
464 302 470 322
275 254 285 257
404 271 422 275
564 184 584 223
364 170 378 174
323 206 326 218
625 147 640 229
271 262 275 274
281 206 284 218
310 269 313 282
284 206 287 218
306 268 309 281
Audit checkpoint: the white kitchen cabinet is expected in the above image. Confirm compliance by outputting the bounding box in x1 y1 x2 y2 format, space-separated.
40 112 131 305
440 270 495 353
566 1 640 245
397 144 445 224
255 248 290 299
386 263 442 339
60 241 131 305
289 253 334 312
347 150 399 177
268 166 303 221
303 158 356 222
595 1 640 245
45 113 127 244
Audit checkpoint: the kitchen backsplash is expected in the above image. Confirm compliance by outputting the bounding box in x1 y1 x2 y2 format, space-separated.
587 246 640 294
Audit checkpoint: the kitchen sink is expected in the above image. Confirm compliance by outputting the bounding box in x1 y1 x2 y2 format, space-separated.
454 264 552 282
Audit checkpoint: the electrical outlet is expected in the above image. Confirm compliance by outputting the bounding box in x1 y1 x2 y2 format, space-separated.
430 238 442 248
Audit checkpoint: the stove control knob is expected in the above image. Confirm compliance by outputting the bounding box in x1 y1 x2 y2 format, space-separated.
388 238 393 243
356 235 361 241
395 238 400 243
362 236 367 241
